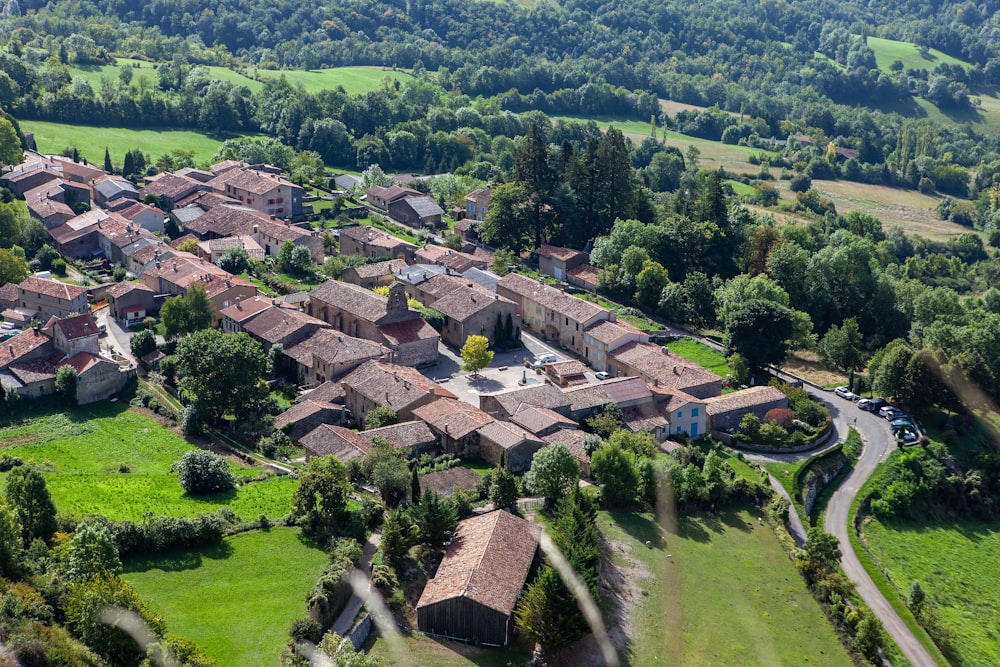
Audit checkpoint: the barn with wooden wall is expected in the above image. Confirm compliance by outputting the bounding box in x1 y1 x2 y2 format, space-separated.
416 510 540 646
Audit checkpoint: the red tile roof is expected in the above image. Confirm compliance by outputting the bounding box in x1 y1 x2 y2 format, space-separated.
299 424 372 461
50 313 99 341
537 245 585 262
18 276 88 301
412 398 495 440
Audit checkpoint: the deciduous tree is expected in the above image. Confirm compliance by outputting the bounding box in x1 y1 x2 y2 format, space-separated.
525 443 580 508
5 466 57 545
175 329 268 422
460 334 493 374
291 455 352 541
172 449 236 495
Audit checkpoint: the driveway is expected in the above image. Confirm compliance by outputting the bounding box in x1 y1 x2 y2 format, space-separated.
93 307 136 366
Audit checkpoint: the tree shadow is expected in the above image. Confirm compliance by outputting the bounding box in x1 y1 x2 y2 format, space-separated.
466 376 504 393
184 489 238 506
124 539 235 573
609 509 669 550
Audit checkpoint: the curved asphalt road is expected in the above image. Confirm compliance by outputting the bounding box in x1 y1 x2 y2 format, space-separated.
749 389 937 667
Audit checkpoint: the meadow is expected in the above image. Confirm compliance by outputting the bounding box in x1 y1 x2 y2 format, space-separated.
866 37 971 75
125 528 330 667
369 634 532 667
19 120 248 167
255 66 415 95
0 402 296 522
666 337 730 379
861 517 1000 666
600 507 850 666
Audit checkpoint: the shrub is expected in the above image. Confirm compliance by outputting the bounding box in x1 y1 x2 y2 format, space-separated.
51 258 67 276
789 173 811 192
764 408 795 429
172 450 236 495
289 618 323 644
130 329 156 359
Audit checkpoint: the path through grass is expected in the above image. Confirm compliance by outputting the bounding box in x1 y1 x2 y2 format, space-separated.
601 507 850 665
125 528 329 667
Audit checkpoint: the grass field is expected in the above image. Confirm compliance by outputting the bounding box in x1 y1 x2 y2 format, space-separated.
19 120 252 167
866 37 971 74
125 528 329 667
666 338 730 378
601 507 850 666
0 402 296 522
369 633 533 667
861 517 1000 666
256 66 415 95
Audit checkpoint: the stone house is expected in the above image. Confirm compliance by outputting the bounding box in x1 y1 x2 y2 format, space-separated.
417 510 540 647
536 245 589 281
196 235 265 265
117 202 166 234
179 206 323 263
415 245 488 273
273 399 351 443
339 360 456 428
16 277 89 321
299 425 372 462
431 284 518 349
142 255 257 325
411 397 495 457
207 165 303 218
463 187 491 223
341 259 409 289
360 420 438 457
338 226 418 262
283 328 389 385
91 175 139 209
475 421 544 472
366 185 421 210
107 282 156 325
582 319 648 372
704 386 789 433
308 280 439 368
388 195 444 228
608 341 723 399
44 313 99 358
140 173 208 210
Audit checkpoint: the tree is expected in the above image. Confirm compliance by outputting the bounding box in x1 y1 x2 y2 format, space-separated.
161 285 213 338
0 500 24 578
489 465 519 509
819 318 864 371
364 406 398 430
480 181 531 253
173 449 236 495
103 146 112 174
489 248 515 276
411 466 421 504
0 116 22 167
130 329 156 358
55 365 77 403
66 519 123 582
802 526 841 567
277 240 296 273
217 246 251 274
175 329 268 423
723 299 795 372
591 441 638 506
584 404 623 438
363 439 410 506
525 443 580 508
460 334 493 374
381 508 417 561
413 488 457 546
515 565 581 648
5 466 57 545
635 260 669 309
0 247 27 285
291 455 352 540
66 575 166 667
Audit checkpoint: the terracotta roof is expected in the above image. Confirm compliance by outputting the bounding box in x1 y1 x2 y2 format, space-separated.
510 404 576 435
18 276 88 302
299 424 372 461
537 245 586 262
704 386 788 415
169 234 200 250
415 244 486 273
417 510 540 615
561 384 615 414
611 341 723 392
0 283 18 303
341 360 456 413
430 285 511 323
210 160 249 174
476 420 539 449
600 376 653 403
241 307 327 347
50 313 99 341
497 273 608 324
544 359 589 379
302 381 346 404
284 328 388 370
585 319 644 344
106 281 154 299
310 280 389 323
208 167 296 196
8 359 57 384
412 397 495 440
219 296 276 323
60 351 113 375
361 420 436 450
378 318 439 346
367 185 421 202
26 196 73 220
419 466 481 497
273 400 348 441
182 205 311 244
651 386 702 413
540 429 591 468
345 259 408 280
117 201 161 221
482 383 570 417
142 173 204 200
621 404 668 433
339 225 417 251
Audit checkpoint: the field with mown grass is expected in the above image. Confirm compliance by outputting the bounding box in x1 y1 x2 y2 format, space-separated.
861 517 1000 666
125 528 329 667
369 633 533 667
0 401 296 522
665 337 730 379
866 37 971 74
256 66 415 95
600 508 850 665
19 120 258 168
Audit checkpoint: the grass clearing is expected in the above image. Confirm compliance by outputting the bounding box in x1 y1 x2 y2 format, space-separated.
866 37 971 74
125 528 329 667
665 337 729 378
19 120 259 168
369 633 532 667
601 507 850 665
256 66 415 95
861 517 998 666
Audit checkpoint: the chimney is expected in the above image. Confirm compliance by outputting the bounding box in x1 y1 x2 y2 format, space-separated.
444 423 449 435
404 380 410 390
385 391 389 402
7 343 11 355
672 365 678 375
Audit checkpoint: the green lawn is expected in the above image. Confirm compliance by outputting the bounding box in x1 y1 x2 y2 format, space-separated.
256 66 415 95
124 528 330 667
601 507 850 665
0 402 296 522
19 120 260 167
862 517 1000 666
370 633 532 667
866 36 971 74
725 179 755 196
666 337 730 378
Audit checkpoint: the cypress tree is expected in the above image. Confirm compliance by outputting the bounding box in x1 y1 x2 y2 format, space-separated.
103 147 112 174
411 466 421 505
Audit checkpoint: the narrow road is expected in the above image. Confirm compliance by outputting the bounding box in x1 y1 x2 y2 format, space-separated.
330 532 382 637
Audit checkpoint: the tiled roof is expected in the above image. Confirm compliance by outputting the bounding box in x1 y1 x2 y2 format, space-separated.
430 285 511 322
417 510 540 615
310 280 388 323
496 273 608 324
60 351 113 375
0 283 18 303
273 400 347 440
142 173 204 200
544 359 589 378
346 259 409 280
299 424 372 461
537 245 585 262
483 383 570 417
704 386 787 415
476 420 538 449
415 245 485 273
339 225 417 251
621 404 668 433
540 429 591 468
611 341 723 392
562 384 614 414
208 167 296 195
106 280 156 301
210 160 249 174
302 381 346 404
367 185 421 202
241 307 327 347
377 318 439 345
8 359 57 384
26 196 73 220
341 360 456 412
651 386 702 413
585 319 644 344
219 295 276 323
50 313 98 340
117 201 161 221
284 328 388 369
412 397 494 440
19 276 88 301
361 420 436 450
183 205 311 244
600 376 653 403
510 404 576 435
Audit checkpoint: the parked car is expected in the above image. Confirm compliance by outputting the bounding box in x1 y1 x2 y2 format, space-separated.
882 408 905 421
858 397 888 412
534 353 557 366
891 418 914 429
595 371 610 380
834 386 859 401
878 405 897 419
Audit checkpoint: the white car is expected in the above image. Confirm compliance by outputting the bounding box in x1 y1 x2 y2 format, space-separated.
534 353 557 366
595 371 610 380
834 386 858 401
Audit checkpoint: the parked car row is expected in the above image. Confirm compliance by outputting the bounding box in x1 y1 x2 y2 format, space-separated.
840 391 922 445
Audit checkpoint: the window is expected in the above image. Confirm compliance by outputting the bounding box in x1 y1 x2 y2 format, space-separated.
676 425 682 433
676 410 682 418
267 198 274 205
276 197 284 204
692 407 699 417
565 317 568 326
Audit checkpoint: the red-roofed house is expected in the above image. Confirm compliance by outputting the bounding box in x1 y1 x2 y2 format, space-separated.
536 245 589 281
340 360 456 428
17 277 89 321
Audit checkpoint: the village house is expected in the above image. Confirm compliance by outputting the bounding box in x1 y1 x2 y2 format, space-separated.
399 272 463 307
536 245 589 281
238 305 330 354
2 153 104 197
509 404 578 438
106 282 156 326
196 235 266 265
283 328 390 386
497 272 612 360
542 359 590 387
476 421 545 472
540 429 592 478
90 174 139 209
651 385 708 440
117 202 166 234
387 195 445 228
177 205 323 263
704 386 789 433
608 341 723 399
340 258 409 290
415 244 488 274
299 424 372 462
463 187 491 223
207 165 304 218
582 319 648 372
416 510 540 646
219 296 284 334
566 263 600 292
23 179 90 228
339 360 457 428
366 185 421 210
16 276 89 321
141 173 208 210
273 399 351 443
479 383 571 421
432 285 518 349
142 255 257 325
411 397 495 457
338 225 418 262
360 420 437 457
308 280 439 368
